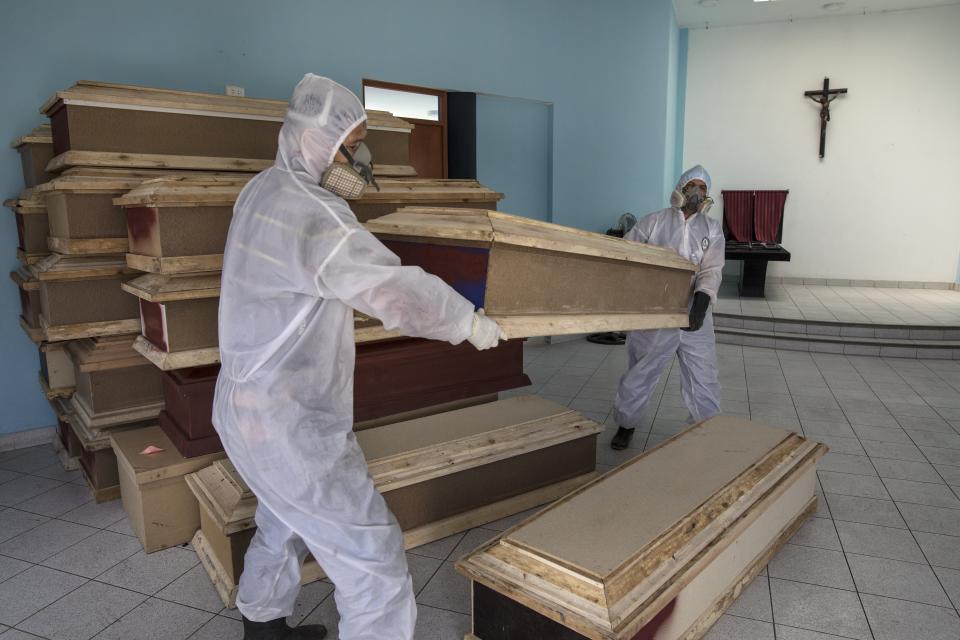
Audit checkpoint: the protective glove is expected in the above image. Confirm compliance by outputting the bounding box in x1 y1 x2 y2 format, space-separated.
683 291 711 332
468 309 506 350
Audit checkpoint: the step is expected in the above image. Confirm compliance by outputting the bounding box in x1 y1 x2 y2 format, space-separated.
715 327 960 359
714 313 960 342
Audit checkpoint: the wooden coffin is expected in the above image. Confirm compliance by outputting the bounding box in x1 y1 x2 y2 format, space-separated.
158 365 223 458
10 267 43 343
43 81 415 176
66 336 163 429
457 417 828 640
50 398 80 471
10 125 54 188
6 190 49 256
187 395 601 607
40 341 76 398
367 208 698 338
112 425 225 552
30 254 141 340
116 176 501 273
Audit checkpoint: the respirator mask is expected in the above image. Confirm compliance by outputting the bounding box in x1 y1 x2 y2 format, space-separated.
670 181 714 215
320 142 379 200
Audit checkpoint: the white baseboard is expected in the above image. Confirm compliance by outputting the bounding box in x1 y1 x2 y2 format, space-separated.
0 426 56 453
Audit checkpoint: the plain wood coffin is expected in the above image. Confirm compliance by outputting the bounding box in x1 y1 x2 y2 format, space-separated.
42 81 415 175
29 254 141 340
65 336 163 428
40 340 76 398
10 125 54 188
50 398 81 470
9 266 43 342
5 190 49 256
456 417 828 640
186 395 601 606
367 208 698 338
112 425 225 552
115 176 502 273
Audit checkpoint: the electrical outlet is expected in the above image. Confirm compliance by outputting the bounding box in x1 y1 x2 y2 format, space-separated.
225 85 245 97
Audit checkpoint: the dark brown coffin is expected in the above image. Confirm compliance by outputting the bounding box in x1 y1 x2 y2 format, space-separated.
67 337 164 417
10 125 54 188
5 191 48 254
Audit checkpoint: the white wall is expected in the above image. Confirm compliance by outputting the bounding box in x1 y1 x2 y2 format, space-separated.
683 5 960 282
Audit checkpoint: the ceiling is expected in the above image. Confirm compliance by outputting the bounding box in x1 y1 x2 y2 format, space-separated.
673 0 960 28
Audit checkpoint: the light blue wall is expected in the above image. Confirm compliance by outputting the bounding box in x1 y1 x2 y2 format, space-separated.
0 0 681 435
675 28 690 186
476 95 553 222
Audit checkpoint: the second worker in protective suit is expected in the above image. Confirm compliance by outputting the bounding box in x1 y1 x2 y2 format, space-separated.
212 74 505 640
611 165 725 450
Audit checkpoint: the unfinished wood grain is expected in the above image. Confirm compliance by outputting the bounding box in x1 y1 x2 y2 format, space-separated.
70 393 163 430
133 336 221 370
366 110 415 132
40 374 74 401
29 253 131 281
46 150 273 174
122 273 221 302
114 175 252 207
34 168 164 194
491 313 689 339
373 164 417 177
16 249 47 265
10 125 52 147
65 336 146 373
10 268 40 291
48 236 129 255
18 317 45 343
125 252 224 274
40 315 142 341
5 191 46 214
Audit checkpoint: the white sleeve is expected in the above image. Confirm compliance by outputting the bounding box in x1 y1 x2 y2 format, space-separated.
316 228 475 344
695 222 726 303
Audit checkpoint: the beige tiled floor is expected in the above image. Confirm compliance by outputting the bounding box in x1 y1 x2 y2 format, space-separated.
717 283 960 326
1 339 959 639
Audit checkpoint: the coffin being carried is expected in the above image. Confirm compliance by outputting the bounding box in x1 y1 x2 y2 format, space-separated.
457 417 828 640
367 208 697 338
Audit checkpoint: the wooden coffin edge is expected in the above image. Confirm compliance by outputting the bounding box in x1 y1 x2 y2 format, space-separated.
16 249 48 265
134 336 220 370
47 150 273 174
368 208 697 273
19 317 46 344
456 440 827 640
10 268 40 291
66 337 149 373
123 273 222 302
30 253 132 281
40 373 74 400
70 393 164 430
10 130 53 148
492 313 690 339
126 252 224 275
52 430 81 471
79 463 122 504
48 236 129 256
193 470 598 609
40 315 142 342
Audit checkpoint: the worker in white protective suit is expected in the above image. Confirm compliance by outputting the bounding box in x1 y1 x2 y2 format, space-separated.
611 165 725 450
212 74 505 640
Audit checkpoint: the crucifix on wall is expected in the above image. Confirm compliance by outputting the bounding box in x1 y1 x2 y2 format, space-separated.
804 77 847 159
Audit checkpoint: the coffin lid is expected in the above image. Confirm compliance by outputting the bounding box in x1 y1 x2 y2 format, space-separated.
41 81 414 132
114 176 499 207
10 124 52 148
111 425 226 485
367 208 698 272
456 417 827 639
5 189 46 214
35 167 244 194
187 395 602 534
28 253 132 281
9 267 39 291
66 335 149 372
122 273 222 302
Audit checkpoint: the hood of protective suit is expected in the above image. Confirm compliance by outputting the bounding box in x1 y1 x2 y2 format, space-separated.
276 73 367 182
676 165 712 194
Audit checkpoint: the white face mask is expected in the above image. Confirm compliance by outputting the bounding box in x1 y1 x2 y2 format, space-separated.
319 142 379 200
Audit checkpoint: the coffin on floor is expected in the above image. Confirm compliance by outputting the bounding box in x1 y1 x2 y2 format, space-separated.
367 208 698 338
11 124 54 188
115 176 502 273
30 255 140 341
186 396 601 607
457 416 828 640
43 81 415 176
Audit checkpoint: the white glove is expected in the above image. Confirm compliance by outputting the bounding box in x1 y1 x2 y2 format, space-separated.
467 309 506 351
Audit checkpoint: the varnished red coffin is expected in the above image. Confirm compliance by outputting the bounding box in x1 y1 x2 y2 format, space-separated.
160 338 530 457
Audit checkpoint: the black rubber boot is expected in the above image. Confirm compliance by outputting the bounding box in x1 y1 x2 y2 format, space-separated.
242 615 327 640
610 427 635 450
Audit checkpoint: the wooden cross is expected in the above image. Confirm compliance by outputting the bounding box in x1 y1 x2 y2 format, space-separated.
804 77 847 159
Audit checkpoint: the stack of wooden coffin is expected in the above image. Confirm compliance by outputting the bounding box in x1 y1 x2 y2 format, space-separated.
457 416 828 640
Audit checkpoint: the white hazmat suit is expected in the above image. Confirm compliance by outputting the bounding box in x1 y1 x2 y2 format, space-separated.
212 74 481 639
613 166 725 428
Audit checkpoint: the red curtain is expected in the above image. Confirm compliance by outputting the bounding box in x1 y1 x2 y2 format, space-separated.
754 190 788 243
721 190 754 242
